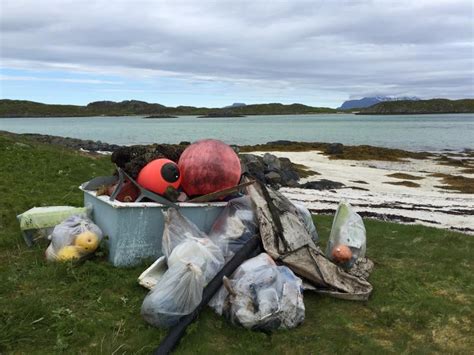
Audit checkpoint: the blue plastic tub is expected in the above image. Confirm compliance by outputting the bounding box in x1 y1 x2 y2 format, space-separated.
82 188 227 267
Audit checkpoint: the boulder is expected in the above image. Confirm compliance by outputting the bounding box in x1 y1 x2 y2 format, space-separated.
240 154 266 183
262 153 281 172
299 179 345 190
265 171 282 184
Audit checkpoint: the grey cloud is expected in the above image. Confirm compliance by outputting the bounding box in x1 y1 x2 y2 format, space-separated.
1 0 473 103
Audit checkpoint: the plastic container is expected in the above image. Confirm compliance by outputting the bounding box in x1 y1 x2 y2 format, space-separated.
81 188 226 267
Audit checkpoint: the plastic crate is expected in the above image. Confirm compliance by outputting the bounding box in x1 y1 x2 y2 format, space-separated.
82 189 226 267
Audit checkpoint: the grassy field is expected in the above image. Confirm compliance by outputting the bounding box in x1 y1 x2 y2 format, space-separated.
1 133 473 354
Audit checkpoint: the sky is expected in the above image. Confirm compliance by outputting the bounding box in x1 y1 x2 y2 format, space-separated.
0 0 473 108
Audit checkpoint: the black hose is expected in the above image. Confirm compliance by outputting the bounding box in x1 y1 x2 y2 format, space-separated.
153 234 262 355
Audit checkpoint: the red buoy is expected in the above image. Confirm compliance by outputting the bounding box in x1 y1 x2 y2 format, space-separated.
178 139 241 196
137 159 181 195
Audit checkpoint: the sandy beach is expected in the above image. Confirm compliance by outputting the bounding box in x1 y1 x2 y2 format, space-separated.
251 150 474 234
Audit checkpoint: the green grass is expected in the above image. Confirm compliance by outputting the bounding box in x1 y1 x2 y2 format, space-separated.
1 133 473 354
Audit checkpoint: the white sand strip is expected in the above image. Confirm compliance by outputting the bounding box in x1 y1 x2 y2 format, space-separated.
251 151 474 234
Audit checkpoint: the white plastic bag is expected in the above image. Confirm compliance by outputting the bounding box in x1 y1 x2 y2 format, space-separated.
211 253 305 330
293 201 319 244
208 196 258 261
326 201 366 268
45 215 103 262
141 261 205 328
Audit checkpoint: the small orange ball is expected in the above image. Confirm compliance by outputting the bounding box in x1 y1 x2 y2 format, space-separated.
331 244 353 264
137 159 181 195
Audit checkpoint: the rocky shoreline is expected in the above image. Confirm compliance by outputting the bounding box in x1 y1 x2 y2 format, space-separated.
2 130 472 234
0 130 334 189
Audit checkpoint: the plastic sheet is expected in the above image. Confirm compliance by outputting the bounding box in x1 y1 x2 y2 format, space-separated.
45 215 103 262
208 196 258 261
326 201 366 269
211 253 305 330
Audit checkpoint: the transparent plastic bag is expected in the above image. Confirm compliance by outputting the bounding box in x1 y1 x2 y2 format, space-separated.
161 208 208 258
293 201 319 244
45 214 103 262
211 253 305 330
326 201 366 269
161 208 224 284
141 261 205 328
17 206 90 246
167 238 224 284
208 196 258 261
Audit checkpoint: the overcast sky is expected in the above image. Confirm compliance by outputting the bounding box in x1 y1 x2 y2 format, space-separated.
1 0 473 108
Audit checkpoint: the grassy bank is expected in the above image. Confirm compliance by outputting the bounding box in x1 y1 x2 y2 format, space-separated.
1 134 473 354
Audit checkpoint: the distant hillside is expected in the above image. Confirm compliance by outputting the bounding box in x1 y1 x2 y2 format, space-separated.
339 96 420 110
357 99 474 115
0 100 86 117
0 99 336 117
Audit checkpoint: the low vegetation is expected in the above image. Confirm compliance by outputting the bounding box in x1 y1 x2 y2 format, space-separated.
1 133 473 353
0 99 337 117
357 98 474 115
292 163 320 178
241 142 431 161
430 173 474 193
384 181 421 188
386 173 425 180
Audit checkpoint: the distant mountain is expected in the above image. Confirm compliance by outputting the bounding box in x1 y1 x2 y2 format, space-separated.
357 99 474 115
339 96 420 110
224 102 246 108
0 99 336 117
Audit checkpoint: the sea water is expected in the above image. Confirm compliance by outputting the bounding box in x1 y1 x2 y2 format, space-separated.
1 113 473 151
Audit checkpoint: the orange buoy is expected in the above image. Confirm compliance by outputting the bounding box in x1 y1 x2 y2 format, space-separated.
137 159 181 195
178 139 241 196
331 244 353 264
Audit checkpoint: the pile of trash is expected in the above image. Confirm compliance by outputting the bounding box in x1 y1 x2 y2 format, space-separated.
18 138 374 351
139 182 372 333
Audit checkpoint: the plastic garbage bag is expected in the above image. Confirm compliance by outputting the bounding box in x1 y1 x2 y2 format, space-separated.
161 208 208 258
162 208 225 284
293 201 319 244
45 215 103 262
17 206 90 246
141 207 226 328
326 201 366 269
211 253 305 330
167 238 224 284
141 261 205 328
208 196 258 261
